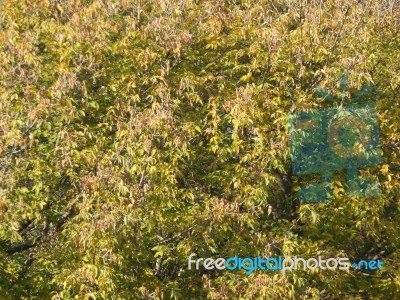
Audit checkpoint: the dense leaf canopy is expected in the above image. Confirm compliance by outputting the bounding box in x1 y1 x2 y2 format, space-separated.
0 0 399 299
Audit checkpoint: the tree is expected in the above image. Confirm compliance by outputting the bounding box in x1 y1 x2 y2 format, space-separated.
0 0 399 299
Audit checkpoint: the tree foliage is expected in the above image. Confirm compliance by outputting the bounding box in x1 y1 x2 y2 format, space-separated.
0 0 399 299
